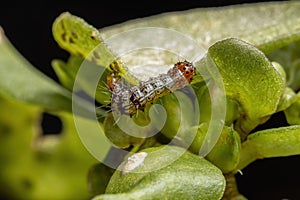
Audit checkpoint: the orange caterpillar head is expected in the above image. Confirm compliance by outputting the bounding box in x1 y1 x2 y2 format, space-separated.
107 72 120 91
174 61 195 83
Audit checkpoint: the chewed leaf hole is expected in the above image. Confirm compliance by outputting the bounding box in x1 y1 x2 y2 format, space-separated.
41 112 63 135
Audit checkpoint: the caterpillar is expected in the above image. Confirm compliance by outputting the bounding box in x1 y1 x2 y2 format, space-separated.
107 60 195 117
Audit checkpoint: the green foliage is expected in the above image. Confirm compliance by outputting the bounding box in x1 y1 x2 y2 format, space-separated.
1 1 300 200
87 163 115 196
103 113 145 149
268 41 300 90
284 92 300 125
206 38 284 136
205 126 241 173
52 12 139 85
237 125 300 170
93 146 225 200
0 33 73 112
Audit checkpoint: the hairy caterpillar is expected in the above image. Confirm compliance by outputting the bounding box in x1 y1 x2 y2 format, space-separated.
107 61 195 117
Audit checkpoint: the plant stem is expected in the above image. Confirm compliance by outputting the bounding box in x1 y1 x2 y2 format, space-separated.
222 173 247 200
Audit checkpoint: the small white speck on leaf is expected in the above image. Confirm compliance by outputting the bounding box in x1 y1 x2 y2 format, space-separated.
122 152 148 174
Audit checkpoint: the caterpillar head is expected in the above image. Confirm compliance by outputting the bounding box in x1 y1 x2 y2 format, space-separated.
175 61 195 83
107 72 120 91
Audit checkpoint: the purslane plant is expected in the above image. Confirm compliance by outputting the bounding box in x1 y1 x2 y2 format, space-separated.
0 1 300 199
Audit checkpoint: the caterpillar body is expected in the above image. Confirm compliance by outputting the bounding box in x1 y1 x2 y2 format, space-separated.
107 61 195 116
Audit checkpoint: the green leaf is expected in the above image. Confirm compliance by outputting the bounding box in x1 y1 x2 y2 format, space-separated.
154 91 198 140
205 126 241 173
93 146 225 200
188 124 241 173
268 41 300 91
276 87 297 112
284 92 300 125
0 30 72 112
100 1 300 54
52 12 113 66
52 12 139 85
237 125 300 170
0 95 97 199
196 81 239 126
103 112 145 149
206 38 284 135
51 56 83 91
0 29 98 117
52 55 112 106
87 163 115 196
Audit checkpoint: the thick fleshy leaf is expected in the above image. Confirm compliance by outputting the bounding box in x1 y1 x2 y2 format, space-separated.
87 163 115 196
52 12 139 85
196 81 239 125
205 126 241 173
188 124 241 173
93 146 225 200
206 38 284 135
0 30 97 117
284 92 300 125
52 55 111 106
277 87 297 112
103 112 145 149
51 56 83 91
154 91 198 140
237 125 300 170
268 41 300 91
100 2 300 54
0 30 72 111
